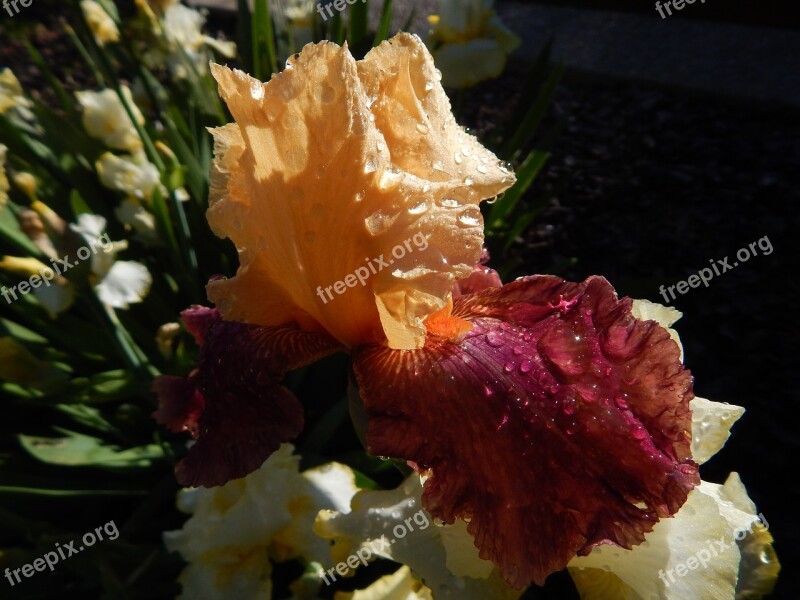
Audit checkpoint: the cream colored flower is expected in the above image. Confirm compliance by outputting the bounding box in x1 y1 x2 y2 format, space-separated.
335 566 434 600
565 300 780 599
76 87 144 152
164 444 359 600
426 0 520 88
80 0 120 46
114 198 159 244
314 475 521 600
70 214 152 309
0 145 9 208
161 3 236 78
0 68 34 121
568 475 776 600
96 152 160 200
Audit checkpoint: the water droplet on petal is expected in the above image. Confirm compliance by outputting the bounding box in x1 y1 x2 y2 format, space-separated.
519 360 532 374
250 80 264 100
416 122 429 134
504 362 514 373
476 164 488 174
408 201 429 215
437 198 459 208
614 395 629 409
485 332 504 347
365 210 399 236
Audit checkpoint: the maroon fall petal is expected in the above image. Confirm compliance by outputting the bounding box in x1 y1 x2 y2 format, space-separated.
153 308 342 487
352 275 699 587
152 372 204 436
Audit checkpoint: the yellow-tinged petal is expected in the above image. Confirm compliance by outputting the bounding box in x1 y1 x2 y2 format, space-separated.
632 299 746 465
314 475 521 600
690 396 745 465
206 33 514 349
0 145 9 208
0 256 52 278
334 566 434 600
80 0 120 46
568 476 774 600
433 39 508 89
632 298 683 360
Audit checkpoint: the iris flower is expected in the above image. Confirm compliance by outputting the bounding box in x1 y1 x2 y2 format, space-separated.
157 33 735 588
425 0 521 89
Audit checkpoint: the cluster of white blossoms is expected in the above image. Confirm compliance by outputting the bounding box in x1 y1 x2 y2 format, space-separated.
165 301 777 600
0 73 153 313
75 86 162 246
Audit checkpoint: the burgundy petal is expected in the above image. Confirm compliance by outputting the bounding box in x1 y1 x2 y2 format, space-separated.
153 308 342 487
353 275 698 587
152 372 204 436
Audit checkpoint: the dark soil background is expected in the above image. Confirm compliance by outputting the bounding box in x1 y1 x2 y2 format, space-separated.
466 66 800 598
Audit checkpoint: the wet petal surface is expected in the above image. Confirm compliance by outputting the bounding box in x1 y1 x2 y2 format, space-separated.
154 306 342 487
353 275 699 586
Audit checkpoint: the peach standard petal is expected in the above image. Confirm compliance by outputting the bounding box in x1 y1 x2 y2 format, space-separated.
206 34 513 350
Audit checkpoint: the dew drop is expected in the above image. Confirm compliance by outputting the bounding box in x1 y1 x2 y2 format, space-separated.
408 201 429 215
519 360 532 374
504 362 514 373
485 332 504 347
250 80 264 100
437 198 459 208
512 346 523 355
424 80 435 92
454 152 463 165
457 209 481 227
632 428 647 440
354 191 364 202
416 122 429 135
476 163 488 174
432 160 444 171
364 156 378 173
614 395 629 409
463 176 474 185
365 210 399 236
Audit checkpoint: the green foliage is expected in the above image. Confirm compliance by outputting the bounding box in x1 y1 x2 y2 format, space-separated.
0 1 559 595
